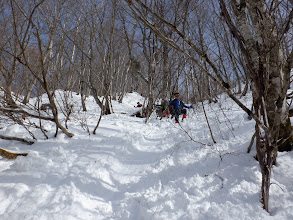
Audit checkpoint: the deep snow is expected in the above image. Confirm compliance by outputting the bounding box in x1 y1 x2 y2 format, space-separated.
0 91 293 220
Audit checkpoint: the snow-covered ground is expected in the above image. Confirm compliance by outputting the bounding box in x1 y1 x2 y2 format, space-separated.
0 91 293 220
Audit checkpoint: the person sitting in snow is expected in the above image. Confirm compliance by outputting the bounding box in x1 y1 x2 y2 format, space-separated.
162 100 169 117
155 100 169 119
169 92 193 123
135 102 142 107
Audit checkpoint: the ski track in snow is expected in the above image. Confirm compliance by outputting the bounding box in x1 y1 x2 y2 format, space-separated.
0 92 293 219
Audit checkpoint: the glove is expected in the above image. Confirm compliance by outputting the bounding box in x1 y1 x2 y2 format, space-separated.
189 105 193 109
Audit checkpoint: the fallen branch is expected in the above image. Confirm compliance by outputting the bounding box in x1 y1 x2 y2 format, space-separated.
201 102 217 144
0 134 34 145
0 107 55 122
93 97 105 134
169 121 211 146
247 132 256 153
0 147 28 159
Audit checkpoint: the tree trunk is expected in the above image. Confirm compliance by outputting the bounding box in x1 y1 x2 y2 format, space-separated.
23 77 38 104
80 80 87 112
278 118 293 151
161 42 169 100
118 61 130 103
241 76 249 97
145 60 155 121
4 56 17 107
220 0 292 211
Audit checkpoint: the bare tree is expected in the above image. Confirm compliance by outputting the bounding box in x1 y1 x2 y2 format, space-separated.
219 0 293 210
9 0 74 137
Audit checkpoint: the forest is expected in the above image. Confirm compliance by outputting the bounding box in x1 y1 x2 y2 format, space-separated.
1 0 293 219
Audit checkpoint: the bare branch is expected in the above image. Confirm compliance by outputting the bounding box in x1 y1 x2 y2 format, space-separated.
0 135 34 145
0 107 55 122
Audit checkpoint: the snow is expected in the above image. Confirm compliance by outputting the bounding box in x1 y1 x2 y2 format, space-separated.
0 91 293 219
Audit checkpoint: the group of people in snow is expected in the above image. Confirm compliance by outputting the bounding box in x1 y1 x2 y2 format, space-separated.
136 92 193 123
157 92 193 123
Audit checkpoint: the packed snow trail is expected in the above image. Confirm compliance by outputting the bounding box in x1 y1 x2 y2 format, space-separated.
0 92 293 219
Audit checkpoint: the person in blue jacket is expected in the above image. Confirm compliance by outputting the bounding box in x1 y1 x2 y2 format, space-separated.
169 92 193 123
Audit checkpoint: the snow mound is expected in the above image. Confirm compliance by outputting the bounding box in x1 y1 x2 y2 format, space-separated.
121 92 145 107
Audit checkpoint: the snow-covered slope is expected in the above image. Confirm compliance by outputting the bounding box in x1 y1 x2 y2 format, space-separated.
0 92 292 220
